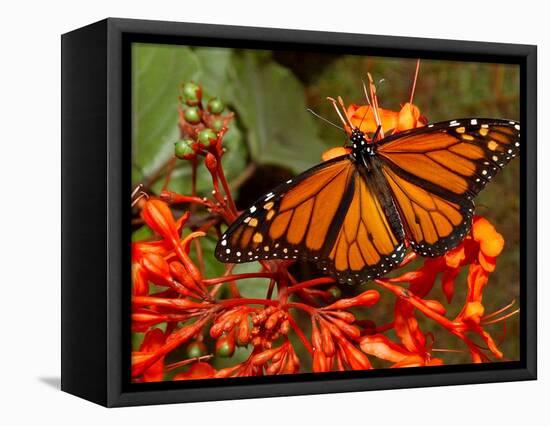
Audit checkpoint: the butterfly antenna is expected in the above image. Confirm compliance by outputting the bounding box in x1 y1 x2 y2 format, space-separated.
358 106 370 131
326 96 353 130
357 82 373 131
361 78 378 137
306 108 345 131
409 59 421 104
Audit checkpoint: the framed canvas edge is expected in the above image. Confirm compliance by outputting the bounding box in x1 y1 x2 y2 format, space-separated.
100 18 537 407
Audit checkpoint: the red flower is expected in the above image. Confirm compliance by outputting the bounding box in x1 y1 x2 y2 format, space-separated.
310 290 379 372
174 362 217 381
133 328 166 382
347 102 427 135
129 79 518 382
360 334 443 368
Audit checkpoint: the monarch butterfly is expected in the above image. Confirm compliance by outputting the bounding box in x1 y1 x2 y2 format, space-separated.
215 107 520 285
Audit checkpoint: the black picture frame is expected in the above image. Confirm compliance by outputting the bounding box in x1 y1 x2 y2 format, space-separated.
61 17 537 407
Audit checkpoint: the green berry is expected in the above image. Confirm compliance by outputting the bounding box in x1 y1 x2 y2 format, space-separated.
197 128 217 147
184 106 201 124
174 139 196 160
186 341 207 359
210 118 224 132
215 335 235 358
207 97 224 114
328 286 342 300
182 82 202 106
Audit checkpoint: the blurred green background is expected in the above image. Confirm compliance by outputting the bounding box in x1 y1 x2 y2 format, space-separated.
132 43 520 372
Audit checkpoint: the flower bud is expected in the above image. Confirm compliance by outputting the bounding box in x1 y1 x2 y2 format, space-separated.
424 299 446 316
169 261 205 296
141 199 177 243
360 334 406 363
174 362 216 380
216 334 236 358
251 348 278 366
204 152 218 174
184 106 201 124
237 316 250 346
340 338 372 370
141 253 172 287
181 82 202 106
320 322 335 356
324 289 380 310
207 97 224 114
265 310 284 330
132 263 149 296
210 118 224 132
186 341 208 359
198 128 218 147
473 216 504 258
396 102 424 132
174 139 197 160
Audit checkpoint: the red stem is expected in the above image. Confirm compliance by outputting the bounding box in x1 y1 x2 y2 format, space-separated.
374 279 486 360
286 314 313 354
216 155 238 215
202 272 276 286
284 301 317 315
288 277 335 293
218 298 279 309
162 157 176 191
191 158 197 196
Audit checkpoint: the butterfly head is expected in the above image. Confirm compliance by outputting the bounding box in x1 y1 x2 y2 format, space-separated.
349 128 375 159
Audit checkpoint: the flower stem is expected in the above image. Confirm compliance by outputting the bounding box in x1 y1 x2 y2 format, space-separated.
286 314 313 354
288 277 335 293
202 272 276 286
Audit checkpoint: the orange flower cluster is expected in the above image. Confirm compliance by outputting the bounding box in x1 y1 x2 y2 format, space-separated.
130 78 517 382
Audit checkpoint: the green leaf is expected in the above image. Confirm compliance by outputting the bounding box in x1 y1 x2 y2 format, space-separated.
132 225 154 242
226 51 326 172
193 47 233 96
132 43 201 180
232 262 273 299
190 235 226 279
132 44 247 198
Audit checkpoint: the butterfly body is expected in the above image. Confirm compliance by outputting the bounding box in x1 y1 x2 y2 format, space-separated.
216 118 520 285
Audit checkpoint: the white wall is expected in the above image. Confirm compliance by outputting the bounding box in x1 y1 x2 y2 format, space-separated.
1 0 546 424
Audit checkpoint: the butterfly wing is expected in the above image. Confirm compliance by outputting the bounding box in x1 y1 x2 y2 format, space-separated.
215 156 406 284
215 157 354 264
322 167 406 284
377 118 520 256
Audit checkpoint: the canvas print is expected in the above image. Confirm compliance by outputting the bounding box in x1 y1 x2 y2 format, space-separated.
130 43 520 383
